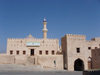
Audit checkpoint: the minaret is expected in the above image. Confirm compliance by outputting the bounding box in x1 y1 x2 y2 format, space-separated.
43 18 48 39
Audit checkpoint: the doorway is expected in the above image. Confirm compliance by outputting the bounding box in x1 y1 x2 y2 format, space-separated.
74 58 84 71
30 49 34 56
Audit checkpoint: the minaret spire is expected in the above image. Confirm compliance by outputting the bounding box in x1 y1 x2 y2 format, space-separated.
42 18 48 39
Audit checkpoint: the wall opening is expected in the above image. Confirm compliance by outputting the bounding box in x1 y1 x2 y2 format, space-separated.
39 51 42 55
52 50 55 55
10 50 13 55
16 51 19 55
76 48 80 53
23 51 26 55
30 49 34 56
45 50 48 55
74 58 84 71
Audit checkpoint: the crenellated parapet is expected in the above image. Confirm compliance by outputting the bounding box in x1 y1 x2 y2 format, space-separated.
91 37 100 41
7 38 25 42
65 34 86 40
7 37 58 42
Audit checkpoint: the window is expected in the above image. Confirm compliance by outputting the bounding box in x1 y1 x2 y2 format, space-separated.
23 51 26 55
88 47 91 50
46 51 48 55
52 50 55 55
95 47 97 49
76 48 80 53
16 51 19 55
10 50 13 55
39 51 42 55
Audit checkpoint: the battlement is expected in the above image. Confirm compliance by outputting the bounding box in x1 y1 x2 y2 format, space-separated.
91 37 100 41
65 34 86 40
7 38 59 43
8 38 58 40
8 38 25 41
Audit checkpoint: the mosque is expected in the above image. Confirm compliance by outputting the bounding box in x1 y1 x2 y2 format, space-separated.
0 18 100 71
6 18 63 70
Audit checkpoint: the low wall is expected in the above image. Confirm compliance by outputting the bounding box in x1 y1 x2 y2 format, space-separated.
0 54 63 70
14 56 38 65
0 54 14 64
37 55 63 70
15 55 27 65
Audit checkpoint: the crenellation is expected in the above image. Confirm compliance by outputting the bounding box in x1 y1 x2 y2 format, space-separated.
91 37 100 41
66 34 86 41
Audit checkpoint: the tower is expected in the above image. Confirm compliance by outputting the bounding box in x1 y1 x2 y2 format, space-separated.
43 18 48 39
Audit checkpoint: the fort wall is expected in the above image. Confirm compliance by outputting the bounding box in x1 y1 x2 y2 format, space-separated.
37 55 63 70
91 48 100 69
0 54 14 64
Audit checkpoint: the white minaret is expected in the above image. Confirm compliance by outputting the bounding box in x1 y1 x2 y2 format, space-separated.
43 18 48 39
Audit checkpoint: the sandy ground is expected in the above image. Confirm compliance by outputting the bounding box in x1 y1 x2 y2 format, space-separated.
0 64 63 71
0 64 82 75
0 71 83 75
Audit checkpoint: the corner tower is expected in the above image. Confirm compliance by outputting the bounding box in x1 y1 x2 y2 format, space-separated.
43 18 48 39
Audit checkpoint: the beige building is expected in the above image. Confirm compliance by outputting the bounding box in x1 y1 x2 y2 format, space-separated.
0 18 63 70
0 19 100 71
61 34 100 71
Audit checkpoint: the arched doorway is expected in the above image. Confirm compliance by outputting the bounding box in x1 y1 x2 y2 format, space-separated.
74 58 84 71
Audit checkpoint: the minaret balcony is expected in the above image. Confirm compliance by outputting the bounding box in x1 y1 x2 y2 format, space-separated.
42 29 48 32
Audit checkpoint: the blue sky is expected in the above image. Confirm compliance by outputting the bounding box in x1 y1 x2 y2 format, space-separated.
0 0 100 53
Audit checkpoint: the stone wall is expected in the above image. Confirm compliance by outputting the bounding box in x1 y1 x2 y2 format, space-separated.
7 37 60 56
91 48 100 69
0 54 14 64
61 34 100 71
61 36 67 69
37 55 63 70
61 34 90 71
14 55 27 65
0 53 63 70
